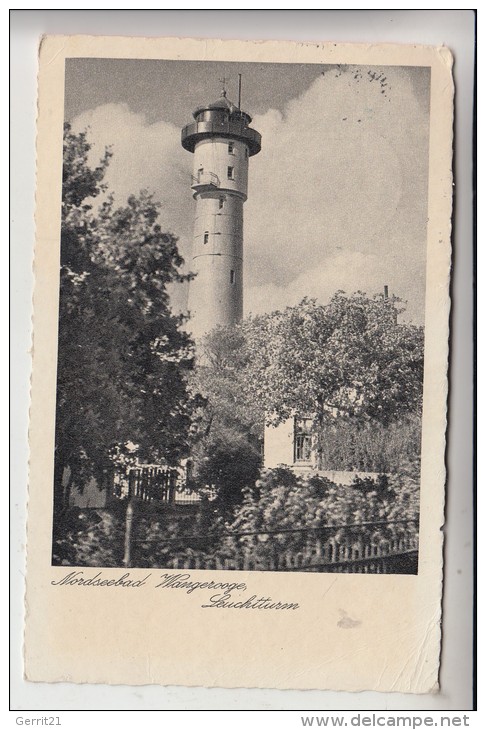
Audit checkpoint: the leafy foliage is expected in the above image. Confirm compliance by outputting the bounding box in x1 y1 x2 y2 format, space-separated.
54 124 197 516
188 326 264 511
317 413 422 472
220 467 420 559
52 508 126 567
190 294 424 478
54 467 419 569
241 293 424 427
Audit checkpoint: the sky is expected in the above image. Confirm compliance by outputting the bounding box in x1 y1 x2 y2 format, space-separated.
65 59 431 324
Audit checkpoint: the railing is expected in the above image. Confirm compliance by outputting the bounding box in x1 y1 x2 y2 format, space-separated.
181 120 261 155
113 466 208 505
191 171 220 188
127 466 177 503
151 519 419 574
173 487 215 505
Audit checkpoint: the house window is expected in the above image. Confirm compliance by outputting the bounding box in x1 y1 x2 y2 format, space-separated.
227 166 234 180
230 269 236 284
228 142 234 154
219 196 225 209
294 418 312 463
203 232 209 244
294 434 312 462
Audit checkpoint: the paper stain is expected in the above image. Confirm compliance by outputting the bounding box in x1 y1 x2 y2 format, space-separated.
337 609 362 629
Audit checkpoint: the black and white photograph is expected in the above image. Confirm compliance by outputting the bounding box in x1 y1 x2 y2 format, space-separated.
52 56 430 575
21 30 456 695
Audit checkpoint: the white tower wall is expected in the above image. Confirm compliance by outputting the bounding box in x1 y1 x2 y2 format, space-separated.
187 137 249 339
192 137 249 199
181 94 261 341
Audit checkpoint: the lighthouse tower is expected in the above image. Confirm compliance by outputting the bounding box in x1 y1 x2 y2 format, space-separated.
181 83 261 340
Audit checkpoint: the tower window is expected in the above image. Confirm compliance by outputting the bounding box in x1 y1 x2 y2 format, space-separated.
219 196 225 209
227 166 234 180
203 232 209 244
230 270 236 284
228 142 234 154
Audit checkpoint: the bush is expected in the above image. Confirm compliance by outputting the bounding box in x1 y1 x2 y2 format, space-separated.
318 414 422 472
216 467 420 561
52 466 420 570
52 507 126 566
193 428 262 515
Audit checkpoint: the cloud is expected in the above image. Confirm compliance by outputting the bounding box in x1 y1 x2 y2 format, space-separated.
244 68 429 322
71 67 429 323
245 249 425 323
71 102 193 257
71 103 194 314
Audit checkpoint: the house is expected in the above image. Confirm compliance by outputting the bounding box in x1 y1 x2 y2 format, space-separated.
263 416 381 486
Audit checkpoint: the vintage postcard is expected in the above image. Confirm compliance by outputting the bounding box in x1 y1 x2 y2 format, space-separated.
25 35 453 692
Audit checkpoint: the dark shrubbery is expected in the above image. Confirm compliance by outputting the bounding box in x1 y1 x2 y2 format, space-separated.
53 467 419 569
317 415 422 473
52 507 126 567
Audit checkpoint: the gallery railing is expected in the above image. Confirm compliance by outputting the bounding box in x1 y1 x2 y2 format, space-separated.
191 171 220 188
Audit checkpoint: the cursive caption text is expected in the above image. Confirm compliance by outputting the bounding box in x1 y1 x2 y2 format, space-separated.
51 570 300 610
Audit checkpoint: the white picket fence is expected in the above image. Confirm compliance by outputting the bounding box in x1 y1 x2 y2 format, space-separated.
161 529 419 574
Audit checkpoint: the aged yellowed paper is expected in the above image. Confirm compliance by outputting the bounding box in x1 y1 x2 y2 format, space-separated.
26 35 453 692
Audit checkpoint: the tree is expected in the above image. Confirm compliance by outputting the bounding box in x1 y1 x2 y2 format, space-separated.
243 293 423 421
188 326 264 512
192 293 424 474
54 124 196 517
